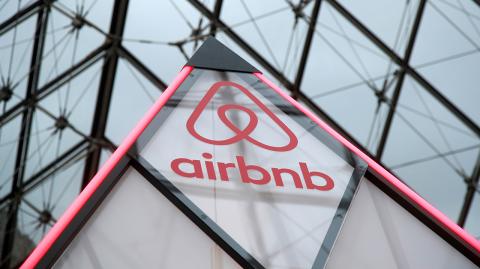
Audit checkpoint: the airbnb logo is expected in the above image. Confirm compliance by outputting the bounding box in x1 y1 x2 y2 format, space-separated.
186 81 298 152
169 81 335 191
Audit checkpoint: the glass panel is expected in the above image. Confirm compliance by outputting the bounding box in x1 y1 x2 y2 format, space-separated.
411 1 480 125
301 1 397 149
0 0 36 24
465 192 480 239
39 60 103 135
325 178 477 269
106 59 162 144
336 0 421 55
411 1 480 66
214 32 285 89
139 68 366 268
38 6 104 87
123 0 205 84
220 0 305 81
56 0 113 33
382 75 479 221
0 115 21 199
0 199 36 268
9 156 85 267
54 167 240 269
23 109 83 180
0 14 36 111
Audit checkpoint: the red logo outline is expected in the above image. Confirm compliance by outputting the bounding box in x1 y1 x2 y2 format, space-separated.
187 81 298 152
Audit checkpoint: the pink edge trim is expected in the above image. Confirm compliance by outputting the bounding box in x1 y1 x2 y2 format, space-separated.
254 72 480 253
20 66 193 269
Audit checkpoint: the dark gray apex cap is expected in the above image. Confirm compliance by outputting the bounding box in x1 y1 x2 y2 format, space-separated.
186 37 260 73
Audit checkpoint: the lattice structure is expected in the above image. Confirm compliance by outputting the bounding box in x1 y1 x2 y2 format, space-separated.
0 0 479 267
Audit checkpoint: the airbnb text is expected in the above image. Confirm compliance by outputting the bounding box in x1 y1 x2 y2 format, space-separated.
170 153 334 191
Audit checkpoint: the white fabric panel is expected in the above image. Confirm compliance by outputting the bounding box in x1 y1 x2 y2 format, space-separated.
325 179 478 269
53 168 240 269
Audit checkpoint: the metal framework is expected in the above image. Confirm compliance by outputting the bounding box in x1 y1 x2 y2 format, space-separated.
0 0 479 267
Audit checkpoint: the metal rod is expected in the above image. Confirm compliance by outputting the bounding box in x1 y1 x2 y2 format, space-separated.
82 0 130 188
0 0 42 36
118 46 168 90
0 44 107 128
0 140 88 207
132 157 265 269
293 0 322 99
458 151 480 227
210 0 224 36
376 0 426 160
186 0 294 90
327 0 480 138
1 5 49 268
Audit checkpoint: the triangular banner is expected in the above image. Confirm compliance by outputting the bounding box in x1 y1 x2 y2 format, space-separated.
22 38 480 269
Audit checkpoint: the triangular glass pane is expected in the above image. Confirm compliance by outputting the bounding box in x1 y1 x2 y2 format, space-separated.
123 0 206 83
325 178 478 269
106 59 162 145
302 2 396 147
411 1 479 66
0 115 22 199
336 0 421 55
382 75 479 220
38 8 104 87
0 14 36 111
139 68 366 268
53 167 240 269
